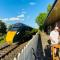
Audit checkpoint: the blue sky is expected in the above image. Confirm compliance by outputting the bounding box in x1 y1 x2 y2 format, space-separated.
0 0 54 28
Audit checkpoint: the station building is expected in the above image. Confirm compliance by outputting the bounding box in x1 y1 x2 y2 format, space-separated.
44 0 60 34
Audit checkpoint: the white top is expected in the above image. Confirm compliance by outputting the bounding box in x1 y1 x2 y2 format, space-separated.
50 30 59 44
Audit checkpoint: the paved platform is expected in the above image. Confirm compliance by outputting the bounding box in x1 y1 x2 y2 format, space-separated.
36 31 49 60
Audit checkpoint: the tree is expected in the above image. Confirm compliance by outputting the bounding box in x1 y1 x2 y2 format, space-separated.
36 13 47 30
36 13 47 26
36 4 52 30
47 4 52 13
0 20 7 35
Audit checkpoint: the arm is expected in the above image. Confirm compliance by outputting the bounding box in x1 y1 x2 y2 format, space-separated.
49 32 55 43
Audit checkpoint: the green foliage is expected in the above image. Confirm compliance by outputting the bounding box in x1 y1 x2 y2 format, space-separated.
47 4 52 13
0 37 4 41
30 29 38 34
36 13 47 30
25 29 38 35
36 13 47 26
0 20 7 35
0 35 5 46
35 4 52 30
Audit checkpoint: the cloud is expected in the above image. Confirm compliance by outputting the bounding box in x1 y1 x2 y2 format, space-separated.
9 17 19 21
29 2 36 6
3 18 8 20
8 14 25 21
0 18 8 21
0 13 25 22
17 14 24 18
10 13 25 21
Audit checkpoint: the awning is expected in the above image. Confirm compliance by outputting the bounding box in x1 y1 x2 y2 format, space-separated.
45 0 60 25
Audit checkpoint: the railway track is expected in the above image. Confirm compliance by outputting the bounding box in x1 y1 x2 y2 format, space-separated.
0 42 28 60
0 43 18 58
0 43 9 50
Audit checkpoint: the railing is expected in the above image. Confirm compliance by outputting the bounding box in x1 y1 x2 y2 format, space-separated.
14 33 39 60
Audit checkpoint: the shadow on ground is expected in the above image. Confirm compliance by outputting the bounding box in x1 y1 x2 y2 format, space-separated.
44 44 52 60
36 34 44 60
36 34 52 60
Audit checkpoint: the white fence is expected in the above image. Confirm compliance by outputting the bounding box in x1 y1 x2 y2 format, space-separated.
14 33 38 60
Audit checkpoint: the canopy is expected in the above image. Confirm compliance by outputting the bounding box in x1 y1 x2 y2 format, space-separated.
45 0 60 25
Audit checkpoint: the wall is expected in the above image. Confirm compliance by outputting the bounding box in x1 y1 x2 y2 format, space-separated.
14 33 38 60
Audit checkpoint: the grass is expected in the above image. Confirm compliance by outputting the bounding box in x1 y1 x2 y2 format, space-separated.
0 39 5 46
0 35 6 46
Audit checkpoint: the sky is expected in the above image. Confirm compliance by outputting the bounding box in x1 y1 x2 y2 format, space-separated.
0 0 54 28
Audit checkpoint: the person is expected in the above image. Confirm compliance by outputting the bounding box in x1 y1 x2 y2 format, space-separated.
49 26 59 45
49 26 59 56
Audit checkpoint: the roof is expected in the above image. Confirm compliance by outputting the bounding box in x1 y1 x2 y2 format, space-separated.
44 0 60 25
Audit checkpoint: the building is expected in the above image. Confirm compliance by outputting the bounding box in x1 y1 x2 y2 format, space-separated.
44 0 60 34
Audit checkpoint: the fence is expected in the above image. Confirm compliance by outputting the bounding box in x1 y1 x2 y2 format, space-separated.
14 33 39 60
